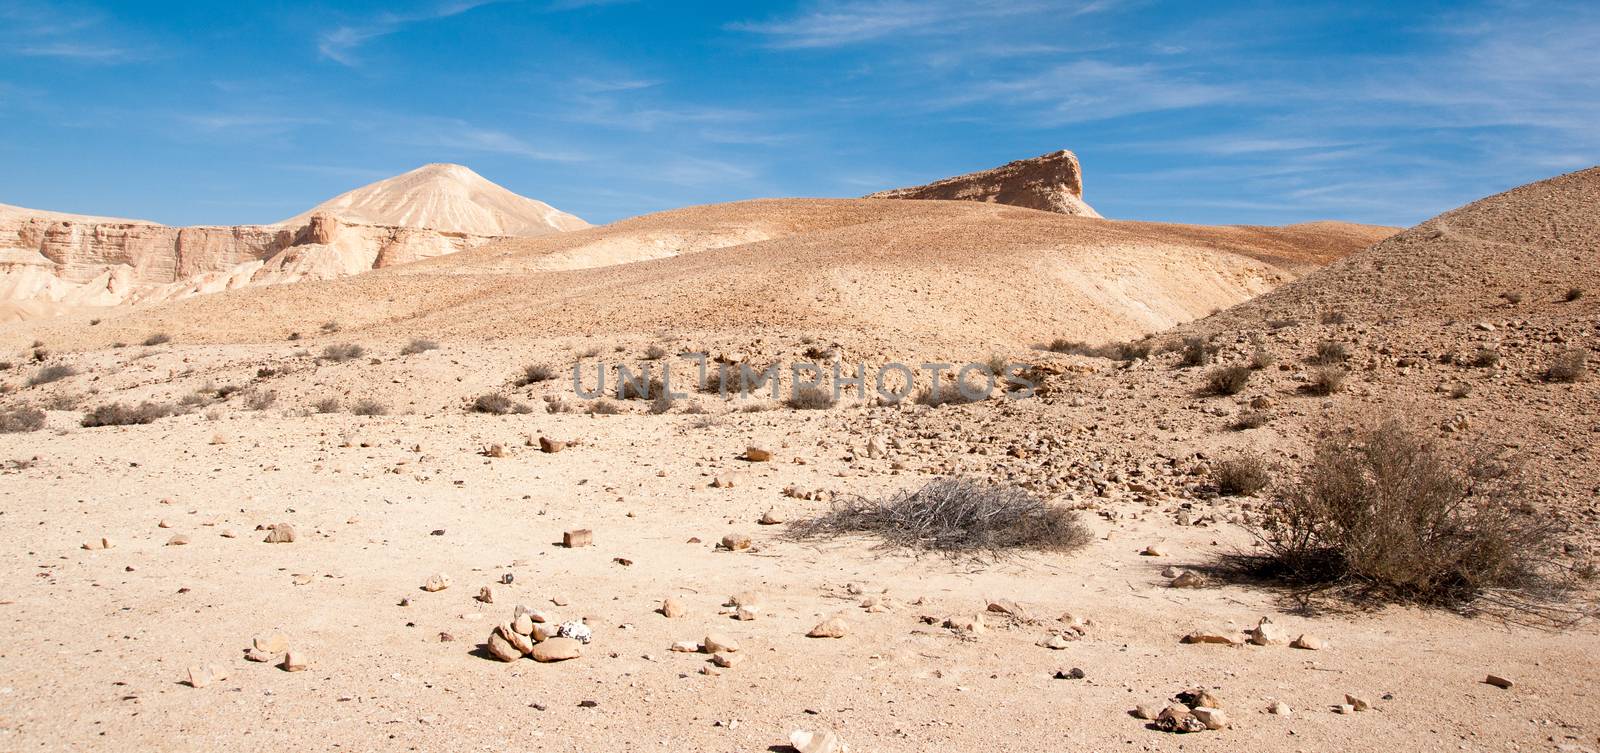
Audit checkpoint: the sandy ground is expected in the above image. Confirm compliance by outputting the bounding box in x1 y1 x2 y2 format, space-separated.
2 405 1596 753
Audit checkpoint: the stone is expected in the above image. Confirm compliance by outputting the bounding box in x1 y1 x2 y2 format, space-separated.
1169 571 1204 588
512 613 535 635
1155 704 1206 733
734 606 760 621
1334 703 1355 714
669 640 700 653
514 604 549 623
254 633 289 654
728 591 765 608
720 533 752 551
244 648 273 662
711 652 743 668
711 476 736 489
1484 674 1514 689
744 446 772 462
864 149 1100 218
476 586 496 604
789 729 845 753
1345 694 1370 711
1267 701 1291 716
538 436 566 453
1038 634 1072 650
660 597 687 618
1054 667 1086 680
530 637 583 662
703 633 739 653
1160 566 1179 578
943 614 987 634
1141 544 1167 556
865 434 887 459
487 629 524 661
82 537 113 550
422 573 451 592
1177 688 1223 709
1248 617 1289 646
562 529 593 548
1290 634 1325 650
262 523 296 544
1182 630 1242 646
758 509 785 525
1191 707 1229 730
281 650 307 672
166 534 190 546
807 617 849 638
158 519 172 528
985 599 1032 620
1132 704 1159 720
186 665 213 688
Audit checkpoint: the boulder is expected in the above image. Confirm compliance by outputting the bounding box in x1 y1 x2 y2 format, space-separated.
530 637 583 662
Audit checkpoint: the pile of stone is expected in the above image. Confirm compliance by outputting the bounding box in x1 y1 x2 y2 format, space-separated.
486 605 588 663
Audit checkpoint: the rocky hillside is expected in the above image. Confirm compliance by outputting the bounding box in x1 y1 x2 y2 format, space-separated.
866 149 1101 218
0 165 587 322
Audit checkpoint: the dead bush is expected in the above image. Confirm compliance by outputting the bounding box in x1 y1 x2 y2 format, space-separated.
1043 339 1151 361
81 401 176 427
1241 421 1557 609
1177 337 1219 368
790 477 1092 558
1215 453 1271 496
617 376 665 401
349 399 389 416
1204 365 1252 396
0 406 47 433
913 381 988 408
244 390 278 411
1471 347 1499 368
400 338 439 355
786 384 838 410
320 343 366 362
1320 310 1348 325
472 393 533 415
27 364 79 387
312 397 341 414
588 399 623 415
1231 410 1271 430
1250 349 1277 370
1500 291 1523 305
1310 341 1349 365
1305 366 1348 395
517 364 556 385
1564 287 1585 302
1544 349 1588 383
644 343 668 360
142 333 172 346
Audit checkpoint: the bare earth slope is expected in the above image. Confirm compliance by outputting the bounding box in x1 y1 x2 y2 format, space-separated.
7 199 1392 355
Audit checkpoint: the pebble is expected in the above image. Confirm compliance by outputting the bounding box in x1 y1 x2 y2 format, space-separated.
476 586 496 604
166 534 190 546
562 529 593 548
1191 707 1229 730
744 446 772 462
1484 674 1514 689
703 633 740 653
1181 630 1242 646
281 651 308 672
660 597 687 618
538 437 565 453
807 617 849 639
1169 571 1204 588
1290 634 1325 650
531 637 583 662
1248 617 1288 646
669 640 700 653
254 634 289 653
1140 545 1167 557
1345 694 1370 711
789 729 844 753
262 524 296 544
758 510 785 525
711 652 743 668
1267 701 1291 715
422 573 451 592
720 533 752 551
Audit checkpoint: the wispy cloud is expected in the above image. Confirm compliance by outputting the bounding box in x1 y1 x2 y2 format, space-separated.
0 1 146 63
936 60 1238 124
393 117 589 162
731 0 1112 49
318 1 505 67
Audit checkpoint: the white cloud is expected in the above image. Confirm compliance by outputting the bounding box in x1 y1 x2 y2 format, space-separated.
317 1 505 67
730 0 1112 49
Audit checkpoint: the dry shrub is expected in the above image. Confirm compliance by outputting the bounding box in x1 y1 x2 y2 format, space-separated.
401 339 439 355
1449 383 1473 399
472 393 533 415
312 397 341 414
1250 349 1277 369
644 343 668 360
517 364 556 385
0 406 46 433
791 478 1091 558
1310 340 1348 365
1204 365 1252 396
1215 453 1271 496
1177 337 1218 368
913 381 988 407
1231 410 1271 431
1500 291 1523 305
1471 347 1499 368
320 343 366 362
617 376 664 401
1545 349 1588 383
588 399 623 415
244 390 278 411
786 384 838 410
1564 287 1585 302
142 333 172 346
349 399 388 416
320 321 341 333
1305 366 1348 395
1320 310 1348 325
81 401 176 427
1242 421 1559 609
1045 339 1152 361
27 364 79 387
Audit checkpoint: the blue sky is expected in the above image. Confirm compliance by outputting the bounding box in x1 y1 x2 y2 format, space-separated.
1 0 1596 228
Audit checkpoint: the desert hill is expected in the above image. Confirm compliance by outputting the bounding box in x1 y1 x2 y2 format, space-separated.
0 164 586 322
8 198 1393 355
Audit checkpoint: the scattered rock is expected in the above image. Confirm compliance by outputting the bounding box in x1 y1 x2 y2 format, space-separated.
1191 707 1229 730
1054 667 1086 680
1247 617 1288 646
660 597 687 618
669 640 700 653
1141 545 1167 557
1037 634 1073 650
555 620 592 644
807 617 849 638
758 509 785 525
1334 703 1356 714
1484 674 1514 689
538 437 566 453
703 633 740 653
244 648 273 663
789 728 845 753
562 529 593 548
1169 571 1204 588
531 637 583 662
254 634 289 654
719 533 752 551
1345 694 1371 711
1155 704 1206 733
476 586 496 604
487 628 525 661
1132 704 1159 720
943 614 987 634
1290 634 1325 650
1181 630 1242 646
711 652 743 668
744 446 772 462
82 537 113 550
1267 701 1292 716
734 605 760 621
262 523 296 544
422 573 451 592
281 650 307 672
186 665 213 688
165 534 190 546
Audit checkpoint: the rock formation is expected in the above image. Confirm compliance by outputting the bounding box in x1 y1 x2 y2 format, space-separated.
0 164 587 322
865 149 1101 218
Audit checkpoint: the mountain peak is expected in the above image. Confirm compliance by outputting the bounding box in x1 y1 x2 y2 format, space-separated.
280 164 588 236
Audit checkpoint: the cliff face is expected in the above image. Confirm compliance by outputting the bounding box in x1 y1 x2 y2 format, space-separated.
0 164 588 322
865 149 1101 218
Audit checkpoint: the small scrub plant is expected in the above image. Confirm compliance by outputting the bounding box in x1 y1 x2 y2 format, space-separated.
516 363 556 385
320 321 341 333
400 339 439 355
913 381 988 408
786 384 839 410
1215 453 1272 496
1310 340 1349 365
471 393 534 415
142 333 172 346
1305 366 1348 396
320 343 366 362
27 364 79 387
1449 383 1473 400
1250 349 1277 370
1544 349 1589 383
1499 291 1523 305
1564 287 1585 302
349 399 389 416
588 398 623 415
81 401 177 427
1471 347 1499 368
1231 410 1271 431
643 343 668 360
1177 337 1219 368
244 390 278 411
0 406 47 433
1320 310 1348 325
790 477 1092 558
312 397 341 414
1043 339 1151 361
1204 365 1253 396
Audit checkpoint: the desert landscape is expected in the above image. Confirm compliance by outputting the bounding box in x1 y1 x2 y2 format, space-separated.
2 3 1598 752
